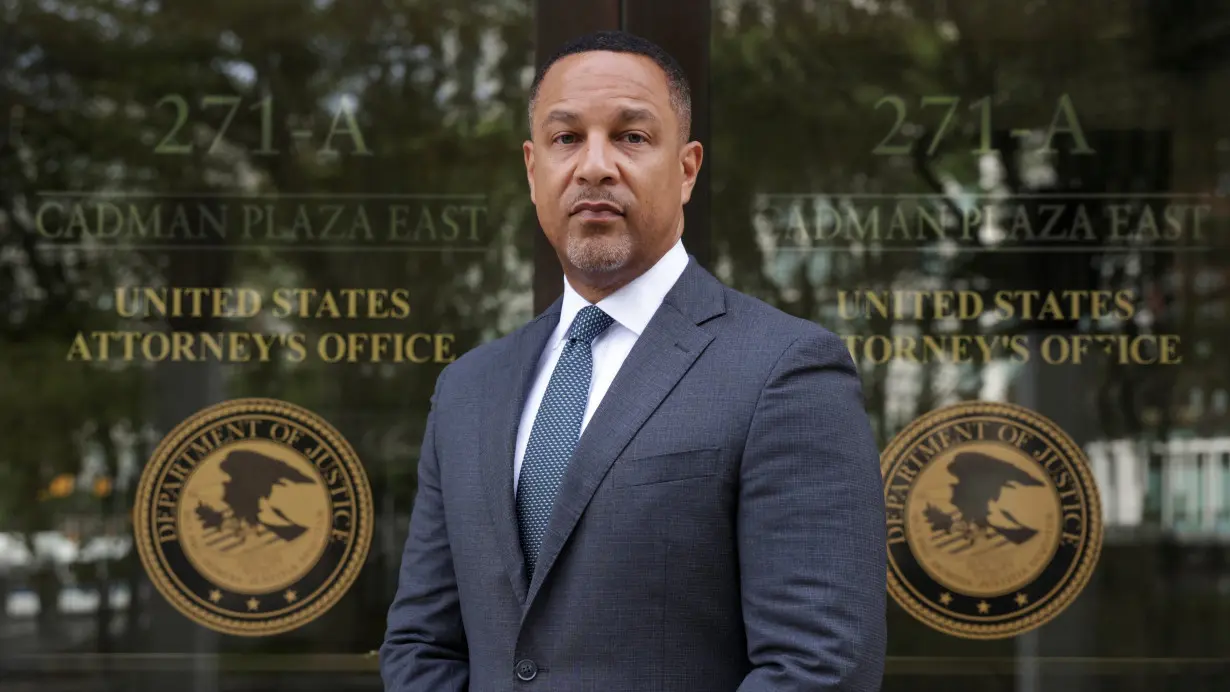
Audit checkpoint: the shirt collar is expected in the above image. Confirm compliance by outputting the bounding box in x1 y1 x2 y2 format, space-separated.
555 237 689 347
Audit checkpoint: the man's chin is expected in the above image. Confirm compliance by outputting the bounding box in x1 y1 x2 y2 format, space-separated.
566 234 634 274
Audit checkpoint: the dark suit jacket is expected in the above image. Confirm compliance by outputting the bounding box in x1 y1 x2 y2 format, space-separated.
381 256 886 691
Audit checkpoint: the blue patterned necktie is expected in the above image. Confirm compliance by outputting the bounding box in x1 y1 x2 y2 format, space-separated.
516 304 615 577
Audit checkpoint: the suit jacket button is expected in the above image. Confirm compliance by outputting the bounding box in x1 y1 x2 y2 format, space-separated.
515 659 538 681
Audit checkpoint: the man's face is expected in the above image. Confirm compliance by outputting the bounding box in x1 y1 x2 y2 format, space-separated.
524 51 702 283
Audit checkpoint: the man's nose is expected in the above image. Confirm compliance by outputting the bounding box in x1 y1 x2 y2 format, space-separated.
575 135 618 184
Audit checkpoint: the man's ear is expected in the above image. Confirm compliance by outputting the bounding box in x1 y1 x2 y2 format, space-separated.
523 140 536 205
678 140 703 206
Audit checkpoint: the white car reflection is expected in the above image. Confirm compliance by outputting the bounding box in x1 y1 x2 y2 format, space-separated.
0 532 131 618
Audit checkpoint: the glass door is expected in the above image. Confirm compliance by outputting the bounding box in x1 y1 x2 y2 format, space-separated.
709 1 1230 690
1 1 544 689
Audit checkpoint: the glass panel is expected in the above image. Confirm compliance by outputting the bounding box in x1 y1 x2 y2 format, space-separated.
1 1 534 689
712 0 1230 689
1220 454 1230 534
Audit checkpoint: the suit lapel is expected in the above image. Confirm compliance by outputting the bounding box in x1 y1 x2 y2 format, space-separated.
523 257 726 610
479 297 561 605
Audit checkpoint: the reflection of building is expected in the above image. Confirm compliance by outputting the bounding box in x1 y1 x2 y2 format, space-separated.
1087 437 1230 538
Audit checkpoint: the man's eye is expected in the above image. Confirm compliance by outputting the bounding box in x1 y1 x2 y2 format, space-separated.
554 133 577 145
623 133 646 144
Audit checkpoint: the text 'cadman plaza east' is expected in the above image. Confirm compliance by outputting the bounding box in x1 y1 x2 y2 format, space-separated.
32 194 489 247
755 195 1218 246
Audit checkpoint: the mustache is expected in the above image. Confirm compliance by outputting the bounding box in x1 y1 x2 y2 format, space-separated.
567 188 626 212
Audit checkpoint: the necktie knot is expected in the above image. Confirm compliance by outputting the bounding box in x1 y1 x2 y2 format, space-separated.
566 305 614 345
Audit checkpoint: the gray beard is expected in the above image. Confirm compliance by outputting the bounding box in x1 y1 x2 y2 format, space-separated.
565 230 634 273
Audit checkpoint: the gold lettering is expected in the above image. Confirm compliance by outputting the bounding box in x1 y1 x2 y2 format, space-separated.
895 460 922 483
1063 510 1083 530
316 291 342 318
414 206 437 240
36 200 64 237
320 101 372 155
286 333 307 362
388 204 412 240
333 508 352 530
156 513 177 543
1160 335 1181 364
1058 486 1081 506
996 424 1020 445
885 485 908 510
389 289 411 319
1039 93 1094 154
165 460 193 483
435 334 456 363
886 522 906 546
65 332 95 361
953 422 981 442
1107 204 1133 240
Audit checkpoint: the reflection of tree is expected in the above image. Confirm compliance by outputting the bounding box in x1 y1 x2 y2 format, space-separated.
0 0 536 659
712 2 982 444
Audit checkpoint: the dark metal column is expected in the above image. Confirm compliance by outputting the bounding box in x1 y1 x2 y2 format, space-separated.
622 0 712 273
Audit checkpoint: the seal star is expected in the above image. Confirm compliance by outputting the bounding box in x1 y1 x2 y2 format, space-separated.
247 597 260 611
977 601 991 614
209 590 222 603
284 590 298 603
938 592 953 606
1015 592 1029 607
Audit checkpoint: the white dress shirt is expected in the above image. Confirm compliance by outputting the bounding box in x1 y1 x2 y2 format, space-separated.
512 238 690 496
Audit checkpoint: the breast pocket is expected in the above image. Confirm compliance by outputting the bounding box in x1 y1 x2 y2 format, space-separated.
609 447 723 488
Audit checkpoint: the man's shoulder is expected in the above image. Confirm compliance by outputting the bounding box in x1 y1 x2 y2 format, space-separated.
715 280 843 353
432 310 554 394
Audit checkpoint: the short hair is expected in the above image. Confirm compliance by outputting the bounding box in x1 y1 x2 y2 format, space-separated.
527 30 692 143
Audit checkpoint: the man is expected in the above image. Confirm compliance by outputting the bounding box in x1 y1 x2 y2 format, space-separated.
381 30 886 691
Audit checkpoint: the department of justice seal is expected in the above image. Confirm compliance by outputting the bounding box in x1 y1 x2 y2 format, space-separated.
133 398 373 637
882 401 1102 639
